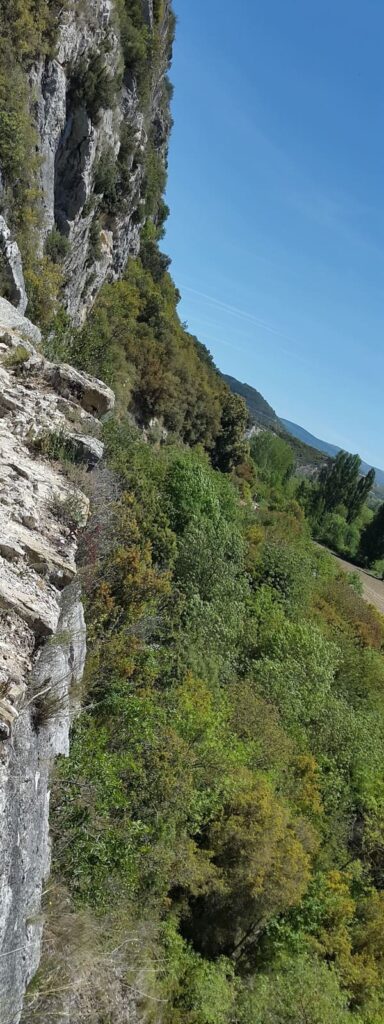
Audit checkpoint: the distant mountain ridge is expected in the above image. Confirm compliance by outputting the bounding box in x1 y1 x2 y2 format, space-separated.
224 373 384 486
222 375 280 429
280 419 342 459
281 419 384 488
223 374 327 470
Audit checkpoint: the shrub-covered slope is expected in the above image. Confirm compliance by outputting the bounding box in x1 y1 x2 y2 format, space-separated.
1 4 384 1024
25 423 384 1024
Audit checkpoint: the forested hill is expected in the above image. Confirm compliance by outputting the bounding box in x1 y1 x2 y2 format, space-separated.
225 373 384 486
224 372 327 469
223 373 280 429
2 4 384 1024
282 418 384 487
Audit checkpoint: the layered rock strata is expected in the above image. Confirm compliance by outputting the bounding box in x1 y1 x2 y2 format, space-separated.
29 0 172 322
0 297 114 1024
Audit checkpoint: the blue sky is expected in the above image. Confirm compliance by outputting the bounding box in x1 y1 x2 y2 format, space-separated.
164 0 384 468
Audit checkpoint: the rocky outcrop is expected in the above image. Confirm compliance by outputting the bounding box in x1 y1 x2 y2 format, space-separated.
25 0 173 323
43 362 114 416
0 298 114 1023
141 0 154 28
0 217 27 315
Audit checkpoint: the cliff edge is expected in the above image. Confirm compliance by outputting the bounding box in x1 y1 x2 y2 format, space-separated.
0 297 114 1024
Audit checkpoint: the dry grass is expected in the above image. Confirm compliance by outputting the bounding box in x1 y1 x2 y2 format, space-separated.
21 885 166 1024
2 343 30 368
50 490 87 530
30 685 70 730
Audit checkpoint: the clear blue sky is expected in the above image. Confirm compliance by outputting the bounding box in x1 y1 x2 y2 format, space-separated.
164 0 384 469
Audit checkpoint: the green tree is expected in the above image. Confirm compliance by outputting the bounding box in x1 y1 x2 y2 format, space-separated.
359 504 384 566
237 955 353 1024
212 391 249 472
314 452 374 525
317 512 361 557
183 775 316 961
250 431 294 489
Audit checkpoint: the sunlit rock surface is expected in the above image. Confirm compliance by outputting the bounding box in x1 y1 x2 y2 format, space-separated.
0 298 114 1024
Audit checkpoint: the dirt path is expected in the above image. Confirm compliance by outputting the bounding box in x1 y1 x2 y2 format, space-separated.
330 553 384 615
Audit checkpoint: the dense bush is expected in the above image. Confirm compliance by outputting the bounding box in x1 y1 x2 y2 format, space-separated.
48 249 248 467
251 430 294 490
42 418 384 1023
45 227 70 264
68 50 119 122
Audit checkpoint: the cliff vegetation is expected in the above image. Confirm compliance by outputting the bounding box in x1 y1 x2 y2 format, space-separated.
0 3 384 1024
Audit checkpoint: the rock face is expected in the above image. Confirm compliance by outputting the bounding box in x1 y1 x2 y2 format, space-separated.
26 0 173 323
0 298 115 1023
0 217 27 315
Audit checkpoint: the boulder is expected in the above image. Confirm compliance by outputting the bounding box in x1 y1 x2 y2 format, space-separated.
44 362 115 415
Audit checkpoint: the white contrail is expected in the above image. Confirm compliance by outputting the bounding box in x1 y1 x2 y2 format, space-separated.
181 285 293 341
181 284 321 367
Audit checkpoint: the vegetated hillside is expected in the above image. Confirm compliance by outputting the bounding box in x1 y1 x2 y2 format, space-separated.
26 418 384 1024
223 373 280 428
281 418 344 458
0 0 176 323
224 372 326 471
282 418 384 487
0 0 248 469
2 5 384 1024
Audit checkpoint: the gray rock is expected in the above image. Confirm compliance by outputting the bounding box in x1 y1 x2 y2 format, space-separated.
0 298 41 346
0 218 27 315
0 583 86 1024
4 0 173 324
43 362 115 415
30 59 67 247
70 432 105 467
141 0 154 27
0 299 114 1022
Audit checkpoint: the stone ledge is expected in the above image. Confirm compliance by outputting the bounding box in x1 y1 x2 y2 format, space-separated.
43 362 115 417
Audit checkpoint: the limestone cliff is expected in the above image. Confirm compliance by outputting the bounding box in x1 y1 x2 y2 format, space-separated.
0 297 114 1023
0 0 173 323
0 3 174 1019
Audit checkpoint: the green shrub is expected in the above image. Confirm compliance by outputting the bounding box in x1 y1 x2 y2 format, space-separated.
237 955 352 1024
87 216 102 263
45 227 70 263
317 511 361 558
251 430 295 489
69 51 119 121
50 491 86 530
25 255 63 330
30 429 77 464
3 343 29 367
346 570 364 595
116 0 150 82
94 149 119 211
